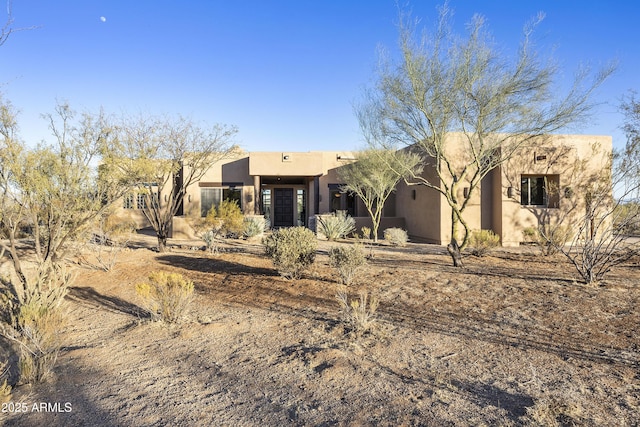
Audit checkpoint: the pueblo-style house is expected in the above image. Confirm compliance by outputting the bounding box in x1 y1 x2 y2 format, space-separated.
115 133 612 247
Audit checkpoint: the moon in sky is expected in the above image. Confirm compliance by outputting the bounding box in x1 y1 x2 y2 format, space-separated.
100 16 107 22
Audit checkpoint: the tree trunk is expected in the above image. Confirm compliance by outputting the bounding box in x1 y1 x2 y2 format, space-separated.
157 234 168 253
447 238 464 267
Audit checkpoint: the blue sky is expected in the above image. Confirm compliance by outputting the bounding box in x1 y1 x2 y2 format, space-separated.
1 1 638 152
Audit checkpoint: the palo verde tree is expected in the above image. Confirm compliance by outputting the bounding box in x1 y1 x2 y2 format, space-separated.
358 4 614 266
104 115 238 252
1 100 127 291
337 148 422 242
1 100 130 384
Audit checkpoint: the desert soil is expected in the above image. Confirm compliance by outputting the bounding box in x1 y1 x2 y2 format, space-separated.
1 235 639 426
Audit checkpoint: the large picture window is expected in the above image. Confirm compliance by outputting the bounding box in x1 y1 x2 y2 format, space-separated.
520 175 559 208
200 187 242 217
329 184 356 217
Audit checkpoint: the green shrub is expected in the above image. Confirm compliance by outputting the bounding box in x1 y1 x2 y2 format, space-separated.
384 227 408 246
468 229 500 256
317 211 355 241
206 199 245 238
243 216 266 239
135 271 195 323
329 244 367 285
262 227 317 279
198 199 245 252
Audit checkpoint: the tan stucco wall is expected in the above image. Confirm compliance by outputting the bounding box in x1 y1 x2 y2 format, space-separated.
110 134 612 247
182 152 255 218
500 134 612 246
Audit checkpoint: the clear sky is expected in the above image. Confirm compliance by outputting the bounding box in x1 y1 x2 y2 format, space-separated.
1 1 638 153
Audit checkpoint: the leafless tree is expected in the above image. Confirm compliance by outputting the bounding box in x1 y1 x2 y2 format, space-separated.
103 115 238 252
0 0 38 47
549 94 640 284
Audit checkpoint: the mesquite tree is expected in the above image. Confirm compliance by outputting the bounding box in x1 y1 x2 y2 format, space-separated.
103 115 238 252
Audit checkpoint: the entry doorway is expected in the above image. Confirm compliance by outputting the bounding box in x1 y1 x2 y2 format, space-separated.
273 188 294 227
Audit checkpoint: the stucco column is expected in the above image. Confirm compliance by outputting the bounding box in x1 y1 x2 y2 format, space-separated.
313 176 320 214
253 175 261 215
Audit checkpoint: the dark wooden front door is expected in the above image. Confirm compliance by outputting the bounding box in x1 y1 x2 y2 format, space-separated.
273 188 294 227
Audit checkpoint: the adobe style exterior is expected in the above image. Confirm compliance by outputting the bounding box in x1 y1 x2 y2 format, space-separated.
115 133 612 247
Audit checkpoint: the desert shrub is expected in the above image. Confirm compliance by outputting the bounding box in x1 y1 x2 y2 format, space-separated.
262 227 317 279
384 227 408 246
200 230 217 253
197 199 245 253
243 216 266 239
1 360 11 399
206 199 245 238
317 211 355 241
0 264 69 384
135 271 194 323
328 244 367 286
16 299 66 383
522 224 569 256
336 289 379 336
78 214 136 271
360 226 372 241
468 229 500 256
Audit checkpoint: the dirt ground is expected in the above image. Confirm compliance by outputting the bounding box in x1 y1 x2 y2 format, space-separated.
1 235 639 426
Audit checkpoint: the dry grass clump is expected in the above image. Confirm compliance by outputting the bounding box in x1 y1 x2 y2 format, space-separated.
468 229 500 256
384 227 408 246
135 271 194 323
336 289 379 337
328 244 367 286
262 227 317 279
523 397 585 426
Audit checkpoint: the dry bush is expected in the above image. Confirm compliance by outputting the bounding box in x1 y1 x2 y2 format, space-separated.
522 224 569 256
384 227 408 246
208 200 244 237
135 271 194 323
328 244 367 285
336 289 379 337
523 397 585 426
0 264 69 384
317 211 355 241
262 227 317 280
468 229 500 256
0 360 11 400
78 215 137 271
360 226 372 241
16 300 66 384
